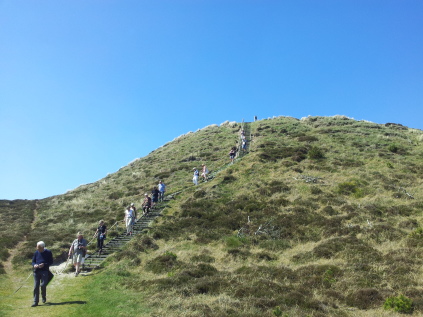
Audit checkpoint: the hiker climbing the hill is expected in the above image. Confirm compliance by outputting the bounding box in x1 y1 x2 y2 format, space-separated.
142 193 152 215
124 206 135 236
201 164 209 182
229 147 237 163
151 186 159 206
31 241 53 307
94 220 107 255
68 232 87 276
192 167 199 185
158 180 166 202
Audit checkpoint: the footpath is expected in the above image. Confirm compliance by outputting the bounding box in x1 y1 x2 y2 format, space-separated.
70 122 253 273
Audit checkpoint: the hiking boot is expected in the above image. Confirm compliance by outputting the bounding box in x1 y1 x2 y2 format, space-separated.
42 297 46 303
75 271 79 277
31 303 38 307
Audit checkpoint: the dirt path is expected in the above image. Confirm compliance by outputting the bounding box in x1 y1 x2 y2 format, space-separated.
3 200 39 276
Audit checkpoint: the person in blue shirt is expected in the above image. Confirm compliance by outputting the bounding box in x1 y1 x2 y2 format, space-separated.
31 241 53 307
192 168 199 185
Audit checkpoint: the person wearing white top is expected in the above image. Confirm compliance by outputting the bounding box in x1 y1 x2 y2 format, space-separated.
124 206 134 235
192 168 199 185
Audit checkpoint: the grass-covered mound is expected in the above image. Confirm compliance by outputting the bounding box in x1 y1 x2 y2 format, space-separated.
2 116 423 316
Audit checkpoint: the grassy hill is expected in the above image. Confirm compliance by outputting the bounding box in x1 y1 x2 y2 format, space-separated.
1 116 423 317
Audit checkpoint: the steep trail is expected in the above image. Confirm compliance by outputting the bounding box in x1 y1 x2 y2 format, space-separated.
3 200 39 275
81 125 253 271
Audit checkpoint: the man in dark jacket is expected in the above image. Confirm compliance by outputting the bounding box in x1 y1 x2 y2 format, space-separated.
31 241 53 307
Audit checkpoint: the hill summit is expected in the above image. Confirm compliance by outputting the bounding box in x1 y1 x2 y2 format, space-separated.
1 115 423 316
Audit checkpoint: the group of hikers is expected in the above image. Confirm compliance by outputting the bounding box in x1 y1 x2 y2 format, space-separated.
30 179 167 306
192 164 209 185
30 126 250 307
124 180 166 236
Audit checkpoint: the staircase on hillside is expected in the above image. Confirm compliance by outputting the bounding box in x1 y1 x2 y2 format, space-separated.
82 205 166 270
238 121 251 158
81 122 252 271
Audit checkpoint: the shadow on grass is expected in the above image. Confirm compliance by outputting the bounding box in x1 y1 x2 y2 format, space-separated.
45 301 87 306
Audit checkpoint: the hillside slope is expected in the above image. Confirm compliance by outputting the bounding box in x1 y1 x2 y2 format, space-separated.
1 116 423 316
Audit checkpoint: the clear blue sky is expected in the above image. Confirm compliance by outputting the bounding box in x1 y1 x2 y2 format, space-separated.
1 1 422 200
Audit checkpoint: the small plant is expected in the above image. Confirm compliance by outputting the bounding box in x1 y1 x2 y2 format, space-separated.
225 235 247 248
273 306 288 317
308 146 325 159
337 180 365 198
388 144 399 153
383 294 413 313
387 162 394 168
323 268 336 286
409 227 423 239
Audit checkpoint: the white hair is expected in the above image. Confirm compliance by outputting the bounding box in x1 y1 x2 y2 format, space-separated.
37 241 45 248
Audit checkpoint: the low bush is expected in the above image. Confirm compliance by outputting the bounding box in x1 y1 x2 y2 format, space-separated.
336 180 365 198
145 251 179 274
384 294 414 314
346 288 383 309
190 254 215 263
308 146 325 159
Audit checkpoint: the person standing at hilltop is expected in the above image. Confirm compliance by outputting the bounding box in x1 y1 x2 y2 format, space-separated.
158 180 166 202
31 241 53 307
192 168 199 185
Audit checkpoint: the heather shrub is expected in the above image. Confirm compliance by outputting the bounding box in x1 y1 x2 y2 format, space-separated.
308 146 325 159
346 288 383 309
145 251 178 274
384 294 413 314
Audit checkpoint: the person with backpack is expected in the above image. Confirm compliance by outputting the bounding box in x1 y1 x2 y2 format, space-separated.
192 168 199 185
94 220 107 254
31 241 53 307
68 232 87 276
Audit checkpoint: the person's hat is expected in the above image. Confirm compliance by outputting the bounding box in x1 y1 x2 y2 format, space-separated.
144 193 148 196
131 203 134 206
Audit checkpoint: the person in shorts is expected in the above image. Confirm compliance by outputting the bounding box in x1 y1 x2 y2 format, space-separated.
68 232 87 276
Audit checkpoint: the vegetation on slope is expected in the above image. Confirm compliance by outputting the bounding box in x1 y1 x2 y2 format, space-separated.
1 116 423 316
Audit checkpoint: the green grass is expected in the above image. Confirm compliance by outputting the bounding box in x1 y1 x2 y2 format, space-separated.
2 116 423 316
